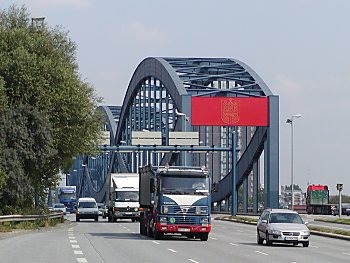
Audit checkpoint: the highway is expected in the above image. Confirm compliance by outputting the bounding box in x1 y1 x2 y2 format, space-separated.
0 214 349 263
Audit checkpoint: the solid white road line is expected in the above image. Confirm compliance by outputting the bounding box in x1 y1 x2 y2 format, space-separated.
168 249 177 253
255 251 268 256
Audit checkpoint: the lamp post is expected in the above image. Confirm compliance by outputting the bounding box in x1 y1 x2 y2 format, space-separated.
286 114 302 210
176 110 189 166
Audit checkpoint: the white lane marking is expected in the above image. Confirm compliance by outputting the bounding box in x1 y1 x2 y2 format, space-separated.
229 242 239 246
74 250 83 255
188 259 200 263
210 237 217 240
69 236 75 239
255 251 268 256
344 253 350 256
77 258 88 263
68 233 74 236
72 245 80 249
310 245 318 248
68 228 74 231
168 249 177 253
70 240 78 243
152 241 160 245
237 230 244 233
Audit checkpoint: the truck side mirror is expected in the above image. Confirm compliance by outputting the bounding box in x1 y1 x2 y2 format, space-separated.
150 178 155 193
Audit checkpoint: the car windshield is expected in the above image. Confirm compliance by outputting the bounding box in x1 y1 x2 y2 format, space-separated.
270 213 303 224
115 191 139 202
78 202 97 208
54 204 65 208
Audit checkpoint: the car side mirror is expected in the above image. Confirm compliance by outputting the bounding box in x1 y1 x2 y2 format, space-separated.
261 219 268 224
304 221 309 225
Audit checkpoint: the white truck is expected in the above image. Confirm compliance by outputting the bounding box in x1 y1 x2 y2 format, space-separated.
107 173 140 222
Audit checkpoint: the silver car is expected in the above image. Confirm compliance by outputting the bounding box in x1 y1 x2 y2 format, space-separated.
257 208 310 247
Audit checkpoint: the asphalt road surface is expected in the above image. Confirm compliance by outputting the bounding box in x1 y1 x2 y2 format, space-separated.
0 214 349 263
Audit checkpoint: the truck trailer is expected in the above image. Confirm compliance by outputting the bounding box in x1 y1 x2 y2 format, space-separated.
58 186 77 213
107 173 140 222
139 164 211 241
306 184 332 214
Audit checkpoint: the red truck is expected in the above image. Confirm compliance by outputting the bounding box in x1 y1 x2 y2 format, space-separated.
306 184 332 214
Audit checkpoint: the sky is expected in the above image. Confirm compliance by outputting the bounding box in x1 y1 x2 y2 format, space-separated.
2 0 350 195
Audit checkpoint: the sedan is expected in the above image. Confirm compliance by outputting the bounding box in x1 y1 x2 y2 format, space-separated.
257 208 310 247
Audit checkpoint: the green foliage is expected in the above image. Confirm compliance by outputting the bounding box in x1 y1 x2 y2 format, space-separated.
329 195 350 204
0 5 103 213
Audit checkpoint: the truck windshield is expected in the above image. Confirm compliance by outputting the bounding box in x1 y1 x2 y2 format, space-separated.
160 176 209 194
115 191 139 202
60 193 75 200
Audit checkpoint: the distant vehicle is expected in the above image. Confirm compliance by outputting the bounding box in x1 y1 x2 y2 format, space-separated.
97 203 105 216
106 173 140 222
53 203 67 214
306 184 332 214
257 208 310 247
76 197 99 222
58 186 77 213
332 203 350 216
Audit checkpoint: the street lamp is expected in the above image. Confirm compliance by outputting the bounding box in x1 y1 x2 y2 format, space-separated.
176 109 189 166
286 114 302 210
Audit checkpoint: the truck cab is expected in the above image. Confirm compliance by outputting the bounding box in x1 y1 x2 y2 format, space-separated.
139 165 211 241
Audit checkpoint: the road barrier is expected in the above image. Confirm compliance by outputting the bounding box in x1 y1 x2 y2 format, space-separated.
0 213 64 223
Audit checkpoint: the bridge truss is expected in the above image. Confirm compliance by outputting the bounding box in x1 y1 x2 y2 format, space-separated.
69 57 279 213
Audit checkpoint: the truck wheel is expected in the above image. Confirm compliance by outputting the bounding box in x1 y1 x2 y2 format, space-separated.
147 221 154 238
153 223 163 240
95 216 98 222
139 216 145 235
200 233 208 241
76 216 80 222
108 214 112 222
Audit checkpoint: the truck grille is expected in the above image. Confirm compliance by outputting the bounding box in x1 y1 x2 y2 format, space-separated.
166 205 206 215
172 216 198 225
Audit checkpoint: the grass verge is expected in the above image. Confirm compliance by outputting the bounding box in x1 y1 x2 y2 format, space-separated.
314 217 350 225
0 217 64 233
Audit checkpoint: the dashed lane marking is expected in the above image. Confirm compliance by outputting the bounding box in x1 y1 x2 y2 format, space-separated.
74 250 83 255
77 258 88 263
188 259 200 263
168 249 177 253
255 251 268 256
344 253 350 256
72 245 80 249
70 240 78 243
229 242 238 246
69 236 75 239
210 237 217 240
152 241 160 245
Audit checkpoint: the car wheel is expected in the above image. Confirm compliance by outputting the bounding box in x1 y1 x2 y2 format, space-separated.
303 241 309 247
76 216 80 222
95 217 98 222
257 230 263 245
266 232 272 246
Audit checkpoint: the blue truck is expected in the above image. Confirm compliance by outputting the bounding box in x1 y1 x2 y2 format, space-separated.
58 186 77 213
139 164 211 241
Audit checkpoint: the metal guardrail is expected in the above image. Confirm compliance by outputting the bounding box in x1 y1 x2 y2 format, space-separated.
0 212 64 223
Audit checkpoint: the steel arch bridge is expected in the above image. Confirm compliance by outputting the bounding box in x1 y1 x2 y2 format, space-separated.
69 57 279 213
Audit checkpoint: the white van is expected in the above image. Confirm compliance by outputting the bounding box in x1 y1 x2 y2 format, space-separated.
76 197 99 222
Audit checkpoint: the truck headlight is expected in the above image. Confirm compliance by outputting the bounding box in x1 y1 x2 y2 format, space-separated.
162 206 168 214
200 218 209 224
159 217 167 223
134 207 138 212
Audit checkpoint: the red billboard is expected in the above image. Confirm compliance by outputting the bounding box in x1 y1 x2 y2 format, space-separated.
191 97 269 126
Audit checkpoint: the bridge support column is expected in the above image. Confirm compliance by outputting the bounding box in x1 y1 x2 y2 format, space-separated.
243 177 248 213
264 95 279 208
253 160 259 213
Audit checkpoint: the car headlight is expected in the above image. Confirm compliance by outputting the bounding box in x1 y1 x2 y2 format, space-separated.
270 230 281 235
301 230 310 235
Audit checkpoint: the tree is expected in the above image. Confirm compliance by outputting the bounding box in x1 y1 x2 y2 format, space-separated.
0 5 103 211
